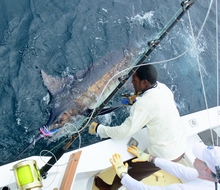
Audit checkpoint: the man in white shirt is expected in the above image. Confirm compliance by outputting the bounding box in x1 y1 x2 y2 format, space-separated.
89 64 187 189
110 142 220 190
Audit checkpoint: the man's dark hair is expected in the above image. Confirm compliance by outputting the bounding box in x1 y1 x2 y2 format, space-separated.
136 64 158 84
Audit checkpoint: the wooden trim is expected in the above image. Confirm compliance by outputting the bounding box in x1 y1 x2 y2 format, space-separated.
60 151 82 190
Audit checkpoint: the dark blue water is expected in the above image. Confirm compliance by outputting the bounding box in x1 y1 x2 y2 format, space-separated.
0 0 219 166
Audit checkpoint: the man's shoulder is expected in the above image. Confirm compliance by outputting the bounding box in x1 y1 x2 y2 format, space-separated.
157 81 168 88
157 82 173 93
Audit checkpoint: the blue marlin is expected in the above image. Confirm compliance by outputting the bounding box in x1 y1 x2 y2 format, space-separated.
41 49 135 136
13 48 136 160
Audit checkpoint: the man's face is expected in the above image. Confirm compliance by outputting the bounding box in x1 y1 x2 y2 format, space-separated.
132 72 146 93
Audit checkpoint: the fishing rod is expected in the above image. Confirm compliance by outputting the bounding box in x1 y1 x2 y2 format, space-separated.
39 0 196 179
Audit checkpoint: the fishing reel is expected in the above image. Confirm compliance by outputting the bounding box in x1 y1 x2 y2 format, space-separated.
13 160 43 190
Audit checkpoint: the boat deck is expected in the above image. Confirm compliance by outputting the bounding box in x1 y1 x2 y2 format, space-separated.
92 158 186 190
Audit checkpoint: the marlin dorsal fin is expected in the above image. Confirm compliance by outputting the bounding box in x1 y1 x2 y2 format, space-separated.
41 69 65 96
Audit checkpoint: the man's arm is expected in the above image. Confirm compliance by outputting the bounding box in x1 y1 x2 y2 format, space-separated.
110 152 186 190
121 174 185 190
127 146 198 183
97 103 151 139
154 158 198 182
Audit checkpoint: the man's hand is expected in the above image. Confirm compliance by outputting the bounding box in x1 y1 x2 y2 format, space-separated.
121 97 136 105
121 92 141 105
127 146 150 162
110 153 128 178
89 122 99 135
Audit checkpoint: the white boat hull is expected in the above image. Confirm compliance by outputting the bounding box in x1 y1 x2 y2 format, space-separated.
1 106 219 190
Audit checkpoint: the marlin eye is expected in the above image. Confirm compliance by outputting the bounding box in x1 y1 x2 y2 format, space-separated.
57 118 63 124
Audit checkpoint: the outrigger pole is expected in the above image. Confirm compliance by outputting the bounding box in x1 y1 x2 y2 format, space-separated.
38 0 196 179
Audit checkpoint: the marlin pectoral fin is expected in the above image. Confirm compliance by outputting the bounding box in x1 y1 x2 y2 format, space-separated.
98 106 123 115
83 106 123 116
45 104 67 127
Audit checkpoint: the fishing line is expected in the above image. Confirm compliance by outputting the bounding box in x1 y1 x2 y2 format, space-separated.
55 123 83 166
39 122 82 166
41 123 82 157
35 123 82 188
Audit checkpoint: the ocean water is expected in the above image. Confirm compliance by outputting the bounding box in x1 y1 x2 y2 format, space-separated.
0 0 219 166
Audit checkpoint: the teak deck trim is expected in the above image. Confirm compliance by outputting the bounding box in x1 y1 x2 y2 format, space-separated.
60 151 82 190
